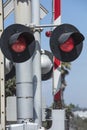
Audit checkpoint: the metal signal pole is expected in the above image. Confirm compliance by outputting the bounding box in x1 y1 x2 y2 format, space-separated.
14 0 34 123
14 0 42 126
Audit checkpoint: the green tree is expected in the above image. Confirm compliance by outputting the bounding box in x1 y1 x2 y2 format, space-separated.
5 77 16 97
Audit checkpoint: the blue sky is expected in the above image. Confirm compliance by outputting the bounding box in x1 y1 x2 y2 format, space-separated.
3 0 87 108
41 0 87 108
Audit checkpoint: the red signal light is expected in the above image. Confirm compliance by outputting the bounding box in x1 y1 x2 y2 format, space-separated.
45 31 52 37
0 24 35 63
59 37 74 52
11 37 27 53
50 24 84 62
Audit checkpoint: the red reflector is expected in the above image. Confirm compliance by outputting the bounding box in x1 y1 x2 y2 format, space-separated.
59 37 74 52
11 37 27 53
45 31 52 37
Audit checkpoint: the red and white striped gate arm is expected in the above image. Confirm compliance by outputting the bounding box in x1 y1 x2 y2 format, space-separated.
53 0 62 101
53 0 61 25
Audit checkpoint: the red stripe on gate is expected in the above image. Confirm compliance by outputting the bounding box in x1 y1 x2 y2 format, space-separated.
54 57 60 70
54 0 61 20
54 89 61 101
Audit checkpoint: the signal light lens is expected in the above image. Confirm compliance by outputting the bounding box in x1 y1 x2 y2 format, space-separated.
11 37 27 53
45 31 52 37
59 37 75 52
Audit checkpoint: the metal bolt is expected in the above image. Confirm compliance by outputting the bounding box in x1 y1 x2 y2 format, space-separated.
0 29 2 32
1 62 3 64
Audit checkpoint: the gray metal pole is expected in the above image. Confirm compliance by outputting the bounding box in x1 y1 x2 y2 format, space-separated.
0 0 5 130
32 0 42 126
14 0 34 123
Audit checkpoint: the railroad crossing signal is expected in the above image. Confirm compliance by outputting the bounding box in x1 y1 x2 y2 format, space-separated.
41 50 53 80
50 23 85 62
0 24 35 63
